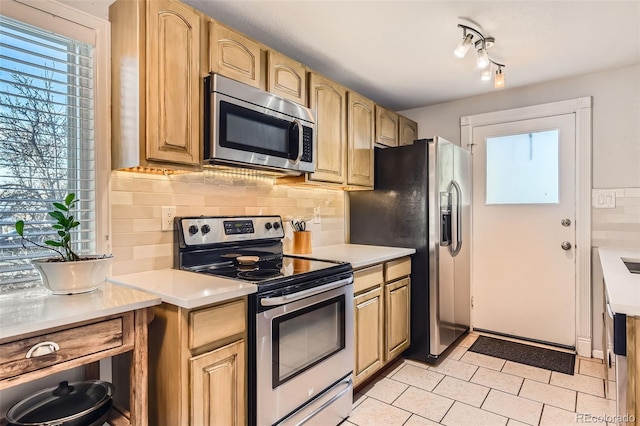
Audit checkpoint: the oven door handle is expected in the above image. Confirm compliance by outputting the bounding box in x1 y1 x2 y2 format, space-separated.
260 276 353 307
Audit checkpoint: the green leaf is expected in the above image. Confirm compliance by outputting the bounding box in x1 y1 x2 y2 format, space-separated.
70 221 80 229
52 224 64 230
58 231 66 237
64 193 76 206
64 234 71 242
45 240 63 247
52 202 68 211
15 220 24 236
49 211 65 221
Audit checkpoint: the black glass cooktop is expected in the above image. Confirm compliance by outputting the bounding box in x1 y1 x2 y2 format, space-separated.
186 255 349 286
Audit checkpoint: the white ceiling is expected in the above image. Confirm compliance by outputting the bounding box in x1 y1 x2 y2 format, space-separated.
183 0 640 111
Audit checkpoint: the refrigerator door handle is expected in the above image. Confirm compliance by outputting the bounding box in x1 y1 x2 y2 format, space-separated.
448 180 463 257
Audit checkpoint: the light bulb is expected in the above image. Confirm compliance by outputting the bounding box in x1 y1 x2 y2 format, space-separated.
454 34 473 58
494 68 505 89
476 47 490 69
481 68 491 81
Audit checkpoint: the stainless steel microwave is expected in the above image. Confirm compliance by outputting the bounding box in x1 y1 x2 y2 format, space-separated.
204 73 316 175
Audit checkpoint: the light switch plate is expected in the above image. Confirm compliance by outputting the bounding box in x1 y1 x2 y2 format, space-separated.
592 190 616 209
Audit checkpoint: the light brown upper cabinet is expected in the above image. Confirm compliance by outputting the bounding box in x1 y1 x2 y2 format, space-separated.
267 51 306 105
110 0 202 171
209 22 262 88
399 115 418 146
347 92 375 188
307 73 347 184
375 105 399 147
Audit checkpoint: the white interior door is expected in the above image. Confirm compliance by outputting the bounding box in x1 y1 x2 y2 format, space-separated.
472 113 576 348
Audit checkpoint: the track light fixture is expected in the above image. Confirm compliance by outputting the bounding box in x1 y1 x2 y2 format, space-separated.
453 24 506 89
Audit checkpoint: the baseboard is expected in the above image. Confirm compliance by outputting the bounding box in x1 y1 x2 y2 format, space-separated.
576 337 592 358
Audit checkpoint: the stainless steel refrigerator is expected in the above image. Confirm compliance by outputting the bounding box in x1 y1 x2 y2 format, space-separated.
349 137 471 363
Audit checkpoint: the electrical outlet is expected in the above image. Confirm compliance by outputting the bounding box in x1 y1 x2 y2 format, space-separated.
313 207 321 224
161 206 176 231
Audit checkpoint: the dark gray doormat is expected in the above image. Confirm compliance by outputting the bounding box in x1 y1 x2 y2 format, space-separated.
468 336 576 375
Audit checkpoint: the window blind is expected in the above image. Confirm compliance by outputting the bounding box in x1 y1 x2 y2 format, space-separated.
0 15 96 292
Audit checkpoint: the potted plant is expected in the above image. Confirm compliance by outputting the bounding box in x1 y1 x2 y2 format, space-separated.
15 193 112 295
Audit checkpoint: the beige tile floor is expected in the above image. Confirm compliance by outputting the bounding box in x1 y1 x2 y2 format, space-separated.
344 333 616 426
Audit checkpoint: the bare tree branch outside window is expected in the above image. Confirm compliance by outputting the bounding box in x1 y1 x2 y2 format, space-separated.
0 16 95 294
0 72 71 290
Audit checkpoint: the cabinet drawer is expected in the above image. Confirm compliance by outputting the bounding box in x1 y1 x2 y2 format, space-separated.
189 299 246 349
354 264 383 294
0 318 124 379
385 257 411 282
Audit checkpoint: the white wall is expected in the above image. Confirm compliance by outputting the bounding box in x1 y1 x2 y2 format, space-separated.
401 64 640 189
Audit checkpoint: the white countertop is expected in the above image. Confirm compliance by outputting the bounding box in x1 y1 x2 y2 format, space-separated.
286 243 415 269
107 268 257 309
599 247 640 316
0 283 161 340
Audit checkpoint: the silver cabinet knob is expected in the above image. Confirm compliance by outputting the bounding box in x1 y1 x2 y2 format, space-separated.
561 241 572 250
561 218 572 227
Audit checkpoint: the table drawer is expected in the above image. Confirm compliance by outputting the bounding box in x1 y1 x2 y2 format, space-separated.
0 318 124 379
189 299 246 349
385 257 411 282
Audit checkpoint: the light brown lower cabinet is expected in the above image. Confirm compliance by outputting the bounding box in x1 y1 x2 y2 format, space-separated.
627 316 640 426
190 340 245 426
353 257 411 388
149 298 247 426
354 286 384 386
385 277 411 361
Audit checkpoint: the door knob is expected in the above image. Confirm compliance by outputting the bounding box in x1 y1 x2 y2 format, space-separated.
561 218 572 227
561 241 572 250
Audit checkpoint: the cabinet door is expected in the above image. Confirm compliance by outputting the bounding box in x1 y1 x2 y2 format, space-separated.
347 92 375 188
210 22 262 88
267 51 306 105
308 73 347 184
354 287 384 387
190 339 246 426
385 277 410 362
399 115 418 146
375 105 399 147
146 0 201 166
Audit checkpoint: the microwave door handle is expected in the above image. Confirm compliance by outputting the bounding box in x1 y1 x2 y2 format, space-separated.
289 119 303 165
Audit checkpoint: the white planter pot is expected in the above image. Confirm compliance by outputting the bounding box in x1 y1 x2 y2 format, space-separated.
32 256 113 295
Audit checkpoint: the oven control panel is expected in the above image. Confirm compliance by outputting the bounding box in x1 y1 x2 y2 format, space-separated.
178 215 285 246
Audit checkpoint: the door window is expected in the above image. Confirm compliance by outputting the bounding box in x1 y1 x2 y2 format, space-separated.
485 130 559 205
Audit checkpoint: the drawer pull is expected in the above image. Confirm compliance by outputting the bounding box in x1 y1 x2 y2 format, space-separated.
26 341 60 358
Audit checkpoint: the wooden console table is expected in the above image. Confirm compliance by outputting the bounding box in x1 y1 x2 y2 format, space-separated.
0 284 160 425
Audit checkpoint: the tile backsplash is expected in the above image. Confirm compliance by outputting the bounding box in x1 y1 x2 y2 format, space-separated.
110 171 346 275
591 187 640 249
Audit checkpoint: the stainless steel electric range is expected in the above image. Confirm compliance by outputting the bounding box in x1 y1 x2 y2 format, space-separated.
175 215 354 426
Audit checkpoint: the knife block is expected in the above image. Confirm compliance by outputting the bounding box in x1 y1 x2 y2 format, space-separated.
292 231 312 254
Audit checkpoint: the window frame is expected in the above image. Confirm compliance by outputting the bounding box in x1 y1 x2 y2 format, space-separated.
1 0 111 257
